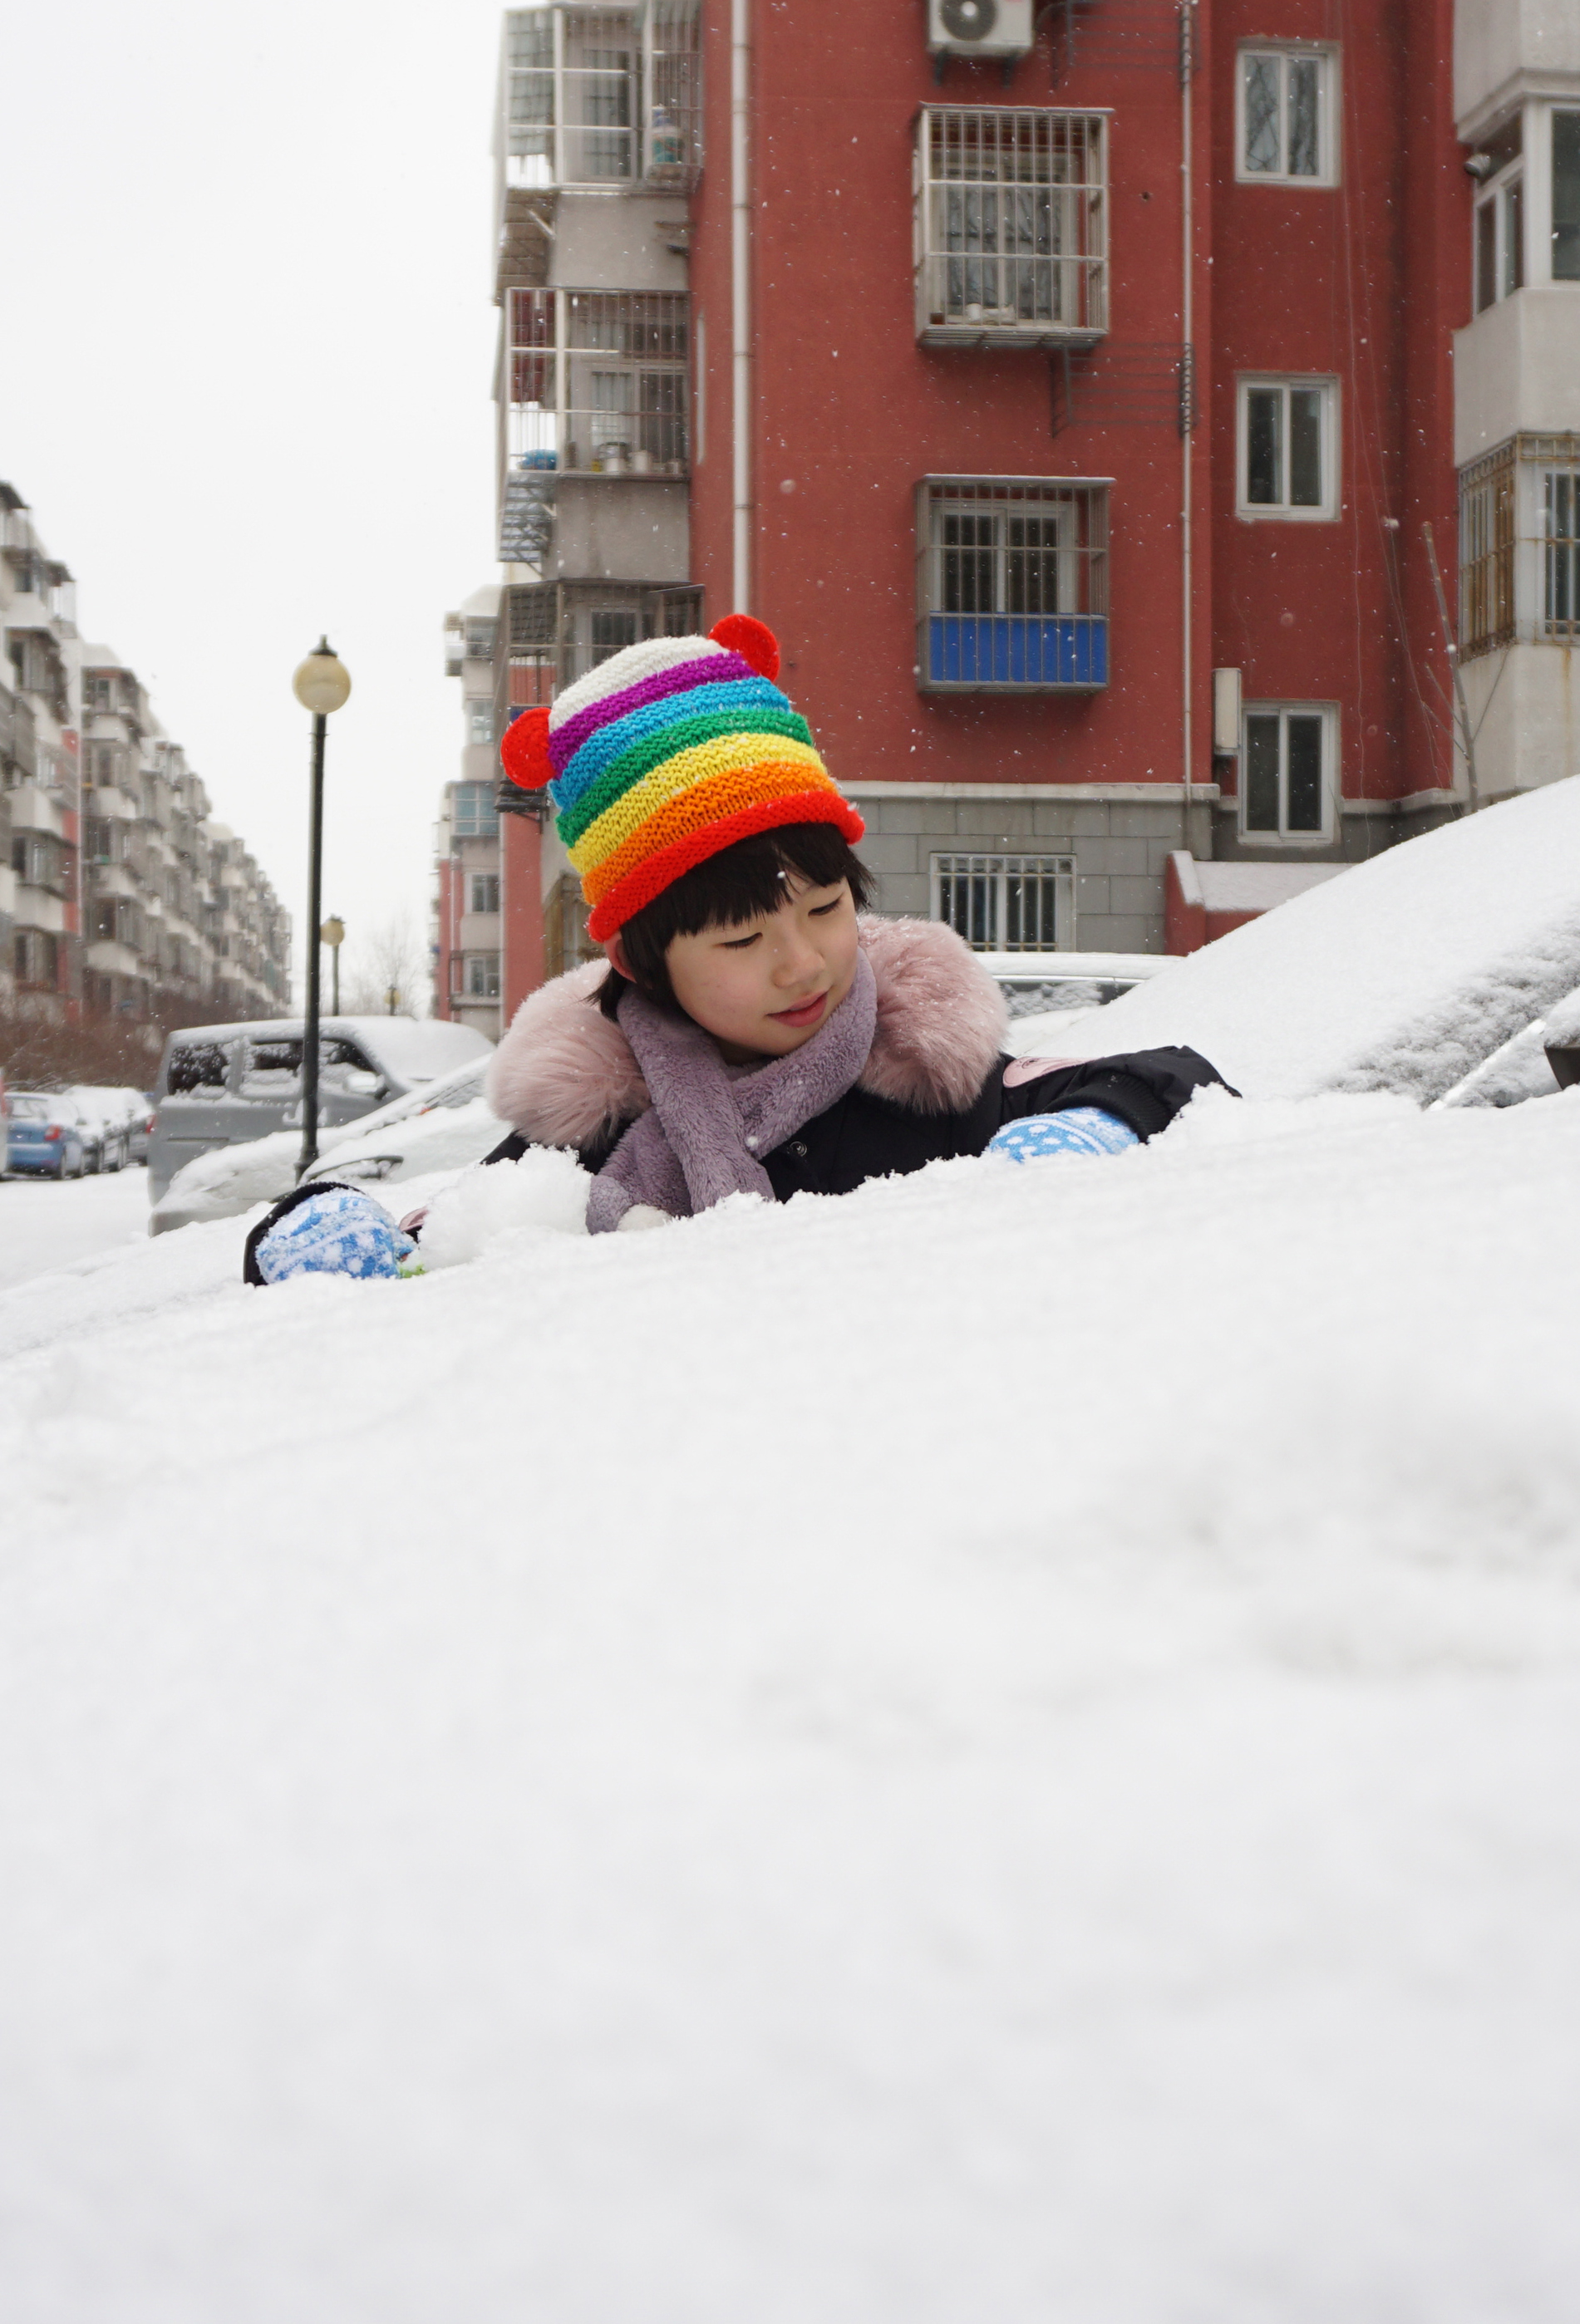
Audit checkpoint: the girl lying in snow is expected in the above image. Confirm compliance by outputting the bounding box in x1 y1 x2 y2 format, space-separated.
247 618 1228 1281
476 617 1228 1230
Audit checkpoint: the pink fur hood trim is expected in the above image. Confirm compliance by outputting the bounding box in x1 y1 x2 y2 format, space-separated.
485 916 1009 1150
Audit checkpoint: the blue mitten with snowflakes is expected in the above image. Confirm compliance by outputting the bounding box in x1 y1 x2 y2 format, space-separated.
987 1106 1140 1164
244 1183 418 1285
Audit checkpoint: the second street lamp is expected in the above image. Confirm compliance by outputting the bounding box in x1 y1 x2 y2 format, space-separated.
292 640 352 1181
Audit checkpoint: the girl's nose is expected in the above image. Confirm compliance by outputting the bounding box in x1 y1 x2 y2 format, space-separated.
772 927 822 985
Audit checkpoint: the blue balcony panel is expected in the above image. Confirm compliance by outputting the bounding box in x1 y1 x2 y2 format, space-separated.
926 615 1108 690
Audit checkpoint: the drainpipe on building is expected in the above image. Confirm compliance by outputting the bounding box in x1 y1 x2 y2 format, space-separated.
1179 0 1197 849
731 0 753 614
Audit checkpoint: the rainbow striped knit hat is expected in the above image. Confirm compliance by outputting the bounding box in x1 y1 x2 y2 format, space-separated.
499 615 865 942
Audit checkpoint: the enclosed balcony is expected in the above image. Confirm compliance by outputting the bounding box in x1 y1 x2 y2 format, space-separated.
496 580 702 730
502 287 689 479
915 477 1110 692
499 2 701 194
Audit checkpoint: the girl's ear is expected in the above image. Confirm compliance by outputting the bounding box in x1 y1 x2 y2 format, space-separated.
604 932 633 980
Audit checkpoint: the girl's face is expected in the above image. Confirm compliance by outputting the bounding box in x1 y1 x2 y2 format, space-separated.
612 877 860 1064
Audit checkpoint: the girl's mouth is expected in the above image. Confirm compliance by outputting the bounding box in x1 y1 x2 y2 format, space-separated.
769 991 829 1029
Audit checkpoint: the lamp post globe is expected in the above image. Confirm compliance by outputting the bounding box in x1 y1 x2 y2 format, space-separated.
294 639 352 1182
293 640 352 716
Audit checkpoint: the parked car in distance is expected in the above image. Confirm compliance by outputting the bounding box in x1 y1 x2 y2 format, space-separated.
5 1092 92 1178
130 1094 156 1164
68 1086 140 1172
148 1016 495 1203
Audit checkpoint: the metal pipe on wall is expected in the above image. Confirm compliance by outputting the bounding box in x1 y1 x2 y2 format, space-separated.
731 0 753 612
1180 1 1196 843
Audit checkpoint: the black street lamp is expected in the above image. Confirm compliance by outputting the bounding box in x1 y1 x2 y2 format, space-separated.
291 639 352 1181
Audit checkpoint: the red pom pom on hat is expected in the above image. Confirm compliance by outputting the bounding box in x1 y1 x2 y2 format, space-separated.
709 613 780 681
500 704 552 790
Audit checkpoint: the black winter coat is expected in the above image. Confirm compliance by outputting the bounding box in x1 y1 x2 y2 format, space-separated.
484 1044 1229 1201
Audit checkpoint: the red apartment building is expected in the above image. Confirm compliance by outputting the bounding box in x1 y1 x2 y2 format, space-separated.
441 0 1571 1015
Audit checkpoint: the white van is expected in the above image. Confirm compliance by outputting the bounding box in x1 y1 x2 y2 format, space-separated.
148 1017 492 1203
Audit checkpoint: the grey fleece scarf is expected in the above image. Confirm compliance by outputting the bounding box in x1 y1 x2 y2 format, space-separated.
585 948 878 1233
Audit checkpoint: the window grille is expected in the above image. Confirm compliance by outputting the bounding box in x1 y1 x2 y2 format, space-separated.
500 582 702 715
502 287 689 484
500 4 701 192
1459 441 1515 656
931 855 1075 951
1458 434 1580 657
916 477 1109 690
916 109 1107 345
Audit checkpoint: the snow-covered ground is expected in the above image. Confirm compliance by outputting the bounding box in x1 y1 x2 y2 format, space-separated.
0 1163 151 1294
3 1084 1579 2320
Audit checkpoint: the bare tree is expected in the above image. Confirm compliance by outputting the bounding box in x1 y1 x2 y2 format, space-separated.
337 911 428 1018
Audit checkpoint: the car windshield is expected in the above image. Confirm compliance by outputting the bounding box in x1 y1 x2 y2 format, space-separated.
10 1096 49 1121
166 1042 233 1097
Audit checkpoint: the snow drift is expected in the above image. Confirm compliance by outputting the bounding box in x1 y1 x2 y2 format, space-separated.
2 1089 1580 2319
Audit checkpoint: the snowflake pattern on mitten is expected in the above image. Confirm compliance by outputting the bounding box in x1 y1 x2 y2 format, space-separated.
254 1188 418 1283
987 1107 1140 1164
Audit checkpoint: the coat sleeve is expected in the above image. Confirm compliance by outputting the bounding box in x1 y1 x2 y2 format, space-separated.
482 1125 624 1172
990 1045 1236 1143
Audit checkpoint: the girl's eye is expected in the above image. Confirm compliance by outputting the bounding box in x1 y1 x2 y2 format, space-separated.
808 898 841 917
721 931 761 951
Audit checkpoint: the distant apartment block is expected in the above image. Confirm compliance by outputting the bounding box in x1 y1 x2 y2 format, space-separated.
2 482 289 1022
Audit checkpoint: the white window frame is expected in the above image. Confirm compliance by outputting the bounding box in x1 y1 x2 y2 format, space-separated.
1236 376 1340 522
929 852 1076 951
470 873 501 916
1474 157 1525 312
1239 702 1338 844
1235 46 1339 187
466 952 503 1000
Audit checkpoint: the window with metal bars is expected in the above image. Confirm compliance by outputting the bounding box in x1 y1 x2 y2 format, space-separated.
916 108 1107 345
1458 435 1580 655
1459 441 1515 655
917 477 1109 690
503 287 689 476
931 854 1075 951
500 4 701 191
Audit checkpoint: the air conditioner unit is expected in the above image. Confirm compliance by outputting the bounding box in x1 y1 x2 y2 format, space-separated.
928 0 1034 61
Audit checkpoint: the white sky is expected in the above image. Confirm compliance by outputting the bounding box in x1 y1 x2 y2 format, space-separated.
1 0 507 1005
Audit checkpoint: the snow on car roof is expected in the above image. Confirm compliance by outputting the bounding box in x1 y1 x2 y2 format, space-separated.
1052 775 1580 1101
161 1016 492 1084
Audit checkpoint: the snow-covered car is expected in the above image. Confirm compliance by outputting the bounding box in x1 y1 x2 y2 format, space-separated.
147 1057 506 1234
148 1016 492 1204
1010 778 1580 1107
68 1086 142 1172
4 1092 93 1178
978 950 1175 1024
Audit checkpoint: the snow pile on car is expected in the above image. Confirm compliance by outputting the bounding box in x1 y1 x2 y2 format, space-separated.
2 1088 1580 2317
1045 776 1580 1101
